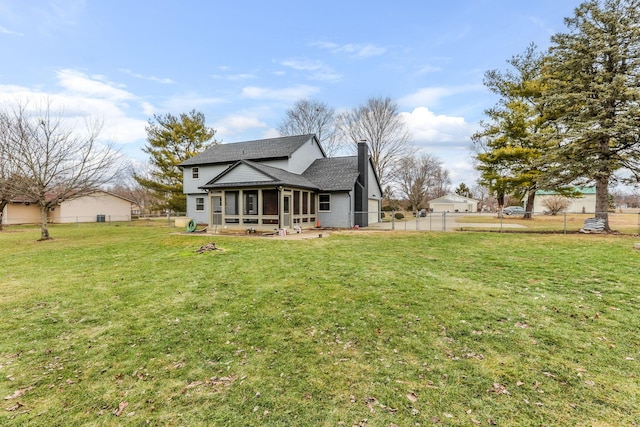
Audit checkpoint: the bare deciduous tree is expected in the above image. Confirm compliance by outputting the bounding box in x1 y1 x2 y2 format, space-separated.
1 100 126 240
541 195 570 215
109 163 160 216
430 167 451 199
0 113 21 230
337 97 413 185
278 99 340 157
397 154 449 211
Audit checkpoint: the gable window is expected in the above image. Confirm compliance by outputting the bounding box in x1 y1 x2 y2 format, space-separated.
319 194 331 212
192 167 199 179
195 197 204 211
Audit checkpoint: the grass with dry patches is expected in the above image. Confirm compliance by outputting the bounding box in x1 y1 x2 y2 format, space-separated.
456 213 640 233
1 223 639 426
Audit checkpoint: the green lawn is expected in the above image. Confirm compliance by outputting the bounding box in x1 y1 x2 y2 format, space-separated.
1 223 639 426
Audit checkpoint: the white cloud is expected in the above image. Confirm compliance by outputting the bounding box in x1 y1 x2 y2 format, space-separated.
160 93 227 112
280 58 325 71
416 65 441 74
0 69 149 145
0 25 23 36
312 41 386 58
401 106 476 146
211 73 257 81
279 58 341 81
121 69 174 84
57 69 134 101
218 115 267 133
241 85 319 102
261 128 281 139
401 106 479 187
399 84 483 109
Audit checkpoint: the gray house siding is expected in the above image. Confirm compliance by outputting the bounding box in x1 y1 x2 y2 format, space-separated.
317 192 352 228
183 164 227 194
216 163 272 184
186 195 209 224
288 138 325 174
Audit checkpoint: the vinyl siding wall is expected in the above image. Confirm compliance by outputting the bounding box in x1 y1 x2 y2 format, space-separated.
317 191 352 228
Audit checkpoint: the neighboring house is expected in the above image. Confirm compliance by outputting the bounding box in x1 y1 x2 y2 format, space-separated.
531 187 596 214
2 191 133 225
428 194 479 213
179 134 383 230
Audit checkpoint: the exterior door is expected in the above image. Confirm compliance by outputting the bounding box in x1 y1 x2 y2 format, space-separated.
282 195 291 228
211 196 222 225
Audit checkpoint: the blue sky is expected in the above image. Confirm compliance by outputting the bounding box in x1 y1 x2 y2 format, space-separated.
0 0 581 187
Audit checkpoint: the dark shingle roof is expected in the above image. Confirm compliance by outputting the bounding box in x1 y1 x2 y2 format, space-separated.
200 160 319 190
302 156 360 192
179 134 316 167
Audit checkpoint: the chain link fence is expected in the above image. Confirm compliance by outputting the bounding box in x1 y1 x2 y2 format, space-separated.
4 210 639 235
367 210 640 234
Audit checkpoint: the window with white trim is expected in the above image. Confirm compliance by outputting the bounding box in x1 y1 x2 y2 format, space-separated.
195 197 204 211
319 194 331 212
192 167 199 179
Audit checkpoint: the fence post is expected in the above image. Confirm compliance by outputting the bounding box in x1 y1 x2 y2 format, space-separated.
416 212 419 230
429 212 432 231
391 210 395 230
564 211 567 234
167 212 171 227
442 212 446 231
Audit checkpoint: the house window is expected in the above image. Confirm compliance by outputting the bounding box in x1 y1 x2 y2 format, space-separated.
262 190 278 215
293 191 300 215
195 197 204 211
243 190 258 215
225 191 238 215
302 192 309 214
319 194 331 212
192 167 199 179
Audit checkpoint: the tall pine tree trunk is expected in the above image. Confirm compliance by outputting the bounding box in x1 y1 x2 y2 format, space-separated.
595 177 610 232
524 190 536 219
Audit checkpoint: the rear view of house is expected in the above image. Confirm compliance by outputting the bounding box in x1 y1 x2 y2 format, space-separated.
180 134 383 231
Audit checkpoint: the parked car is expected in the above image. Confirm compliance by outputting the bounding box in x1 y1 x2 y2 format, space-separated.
502 206 526 215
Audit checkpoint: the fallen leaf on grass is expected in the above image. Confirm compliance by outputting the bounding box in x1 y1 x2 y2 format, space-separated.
406 392 418 402
4 387 34 400
584 380 595 386
488 383 510 395
113 401 128 416
6 402 23 412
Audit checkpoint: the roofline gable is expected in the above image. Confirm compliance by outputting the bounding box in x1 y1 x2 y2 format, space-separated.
200 160 276 188
179 134 321 168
